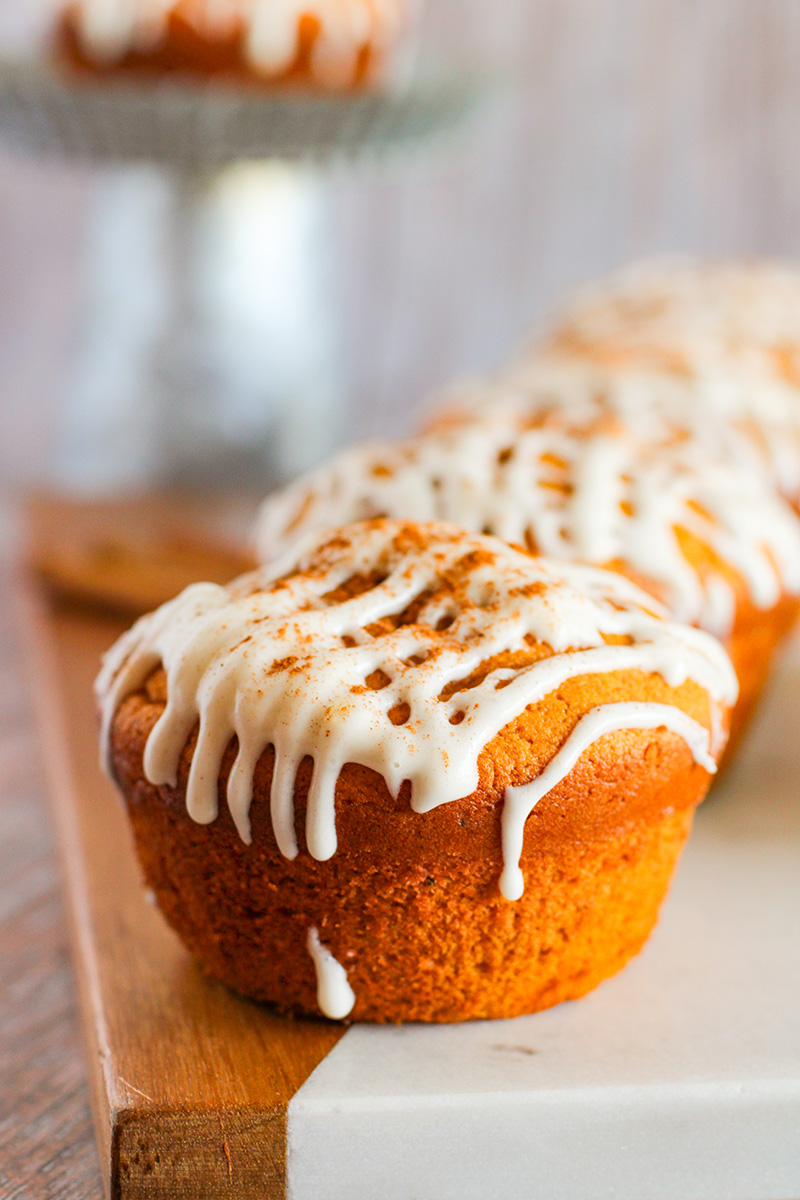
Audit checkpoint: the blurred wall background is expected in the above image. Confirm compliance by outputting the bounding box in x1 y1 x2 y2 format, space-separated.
3 0 800 492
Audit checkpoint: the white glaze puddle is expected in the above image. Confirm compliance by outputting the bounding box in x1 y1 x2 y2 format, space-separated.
307 927 355 1019
254 414 800 638
97 522 736 904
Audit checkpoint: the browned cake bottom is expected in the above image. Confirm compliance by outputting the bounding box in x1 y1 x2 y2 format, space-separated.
128 794 692 1023
111 668 708 1023
726 591 799 760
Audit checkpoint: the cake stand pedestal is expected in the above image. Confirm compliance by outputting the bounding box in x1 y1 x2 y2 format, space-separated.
0 61 488 492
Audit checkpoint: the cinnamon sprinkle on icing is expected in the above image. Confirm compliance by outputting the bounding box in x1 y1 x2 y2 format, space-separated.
96 521 736 908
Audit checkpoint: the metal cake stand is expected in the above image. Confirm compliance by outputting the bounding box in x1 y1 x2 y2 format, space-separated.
0 60 488 491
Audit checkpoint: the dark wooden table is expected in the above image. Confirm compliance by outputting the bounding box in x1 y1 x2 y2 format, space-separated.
0 569 103 1200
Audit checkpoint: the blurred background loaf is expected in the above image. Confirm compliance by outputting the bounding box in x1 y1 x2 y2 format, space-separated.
5 0 800 509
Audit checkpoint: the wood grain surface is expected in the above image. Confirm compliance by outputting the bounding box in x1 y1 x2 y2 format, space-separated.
17 579 344 1200
26 492 255 616
0 566 103 1200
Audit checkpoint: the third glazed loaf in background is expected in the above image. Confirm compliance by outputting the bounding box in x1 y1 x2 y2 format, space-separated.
537 257 800 506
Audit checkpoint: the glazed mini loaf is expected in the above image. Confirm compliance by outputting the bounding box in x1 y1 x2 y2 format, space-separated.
539 257 800 505
255 415 800 752
55 0 408 90
98 520 735 1022
426 355 798 497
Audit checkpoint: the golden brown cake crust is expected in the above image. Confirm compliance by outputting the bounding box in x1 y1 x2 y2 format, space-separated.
109 658 716 1023
725 589 799 754
614 539 797 760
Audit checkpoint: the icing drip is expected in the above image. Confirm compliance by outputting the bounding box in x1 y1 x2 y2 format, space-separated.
541 257 800 500
96 522 736 898
70 0 405 81
307 927 355 1019
499 702 716 901
254 415 800 638
74 0 173 59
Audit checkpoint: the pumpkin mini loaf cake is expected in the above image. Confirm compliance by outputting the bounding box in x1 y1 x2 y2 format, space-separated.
254 415 800 753
540 257 800 505
98 520 736 1022
426 354 799 496
55 0 408 90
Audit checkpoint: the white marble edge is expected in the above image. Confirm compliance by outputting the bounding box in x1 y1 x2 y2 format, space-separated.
285 637 800 1200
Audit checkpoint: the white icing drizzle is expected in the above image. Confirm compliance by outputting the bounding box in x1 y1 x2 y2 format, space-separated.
499 701 716 901
307 927 355 1019
96 522 736 899
254 413 800 638
547 256 800 367
69 0 405 82
430 356 800 497
72 0 174 59
541 257 800 500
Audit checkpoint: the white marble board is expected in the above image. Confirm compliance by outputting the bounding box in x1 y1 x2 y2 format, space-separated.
286 638 800 1200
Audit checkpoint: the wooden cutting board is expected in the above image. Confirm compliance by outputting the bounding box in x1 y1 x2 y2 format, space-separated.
19 496 800 1200
18 496 342 1200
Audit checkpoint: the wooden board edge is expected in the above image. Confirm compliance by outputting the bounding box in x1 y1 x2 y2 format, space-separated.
13 574 339 1199
13 573 117 1195
14 580 291 1199
111 1103 288 1200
